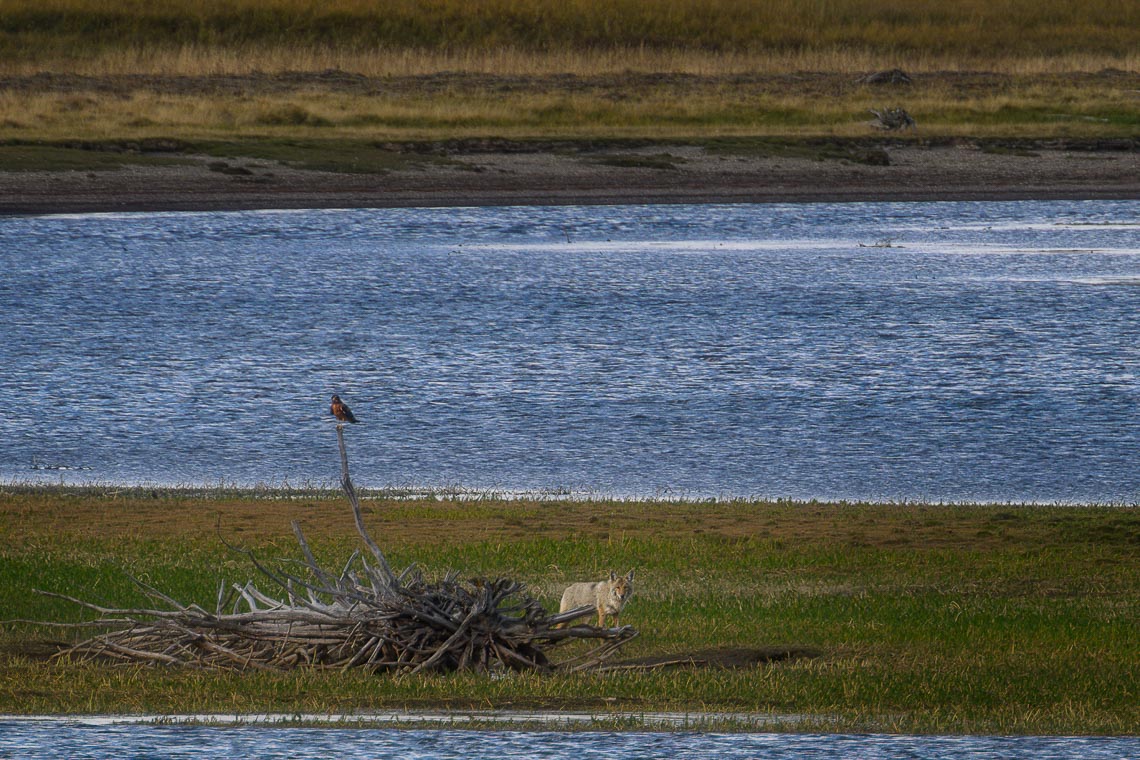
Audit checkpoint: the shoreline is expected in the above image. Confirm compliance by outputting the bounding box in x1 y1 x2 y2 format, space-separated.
2 141 1137 215
0 710 805 731
3 482 1135 508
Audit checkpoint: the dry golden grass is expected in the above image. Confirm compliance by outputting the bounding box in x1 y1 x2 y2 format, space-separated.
0 67 1134 143
4 44 1138 78
2 0 1137 77
1 0 1135 143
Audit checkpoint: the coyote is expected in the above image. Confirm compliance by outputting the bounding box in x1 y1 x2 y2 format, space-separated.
558 570 635 627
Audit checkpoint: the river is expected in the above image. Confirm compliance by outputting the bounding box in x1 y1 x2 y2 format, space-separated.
2 717 1140 759
2 200 1137 502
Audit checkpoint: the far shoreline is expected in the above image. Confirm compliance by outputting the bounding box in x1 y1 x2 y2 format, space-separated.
2 140 1137 216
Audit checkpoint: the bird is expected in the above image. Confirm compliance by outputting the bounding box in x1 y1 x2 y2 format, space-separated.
330 394 359 424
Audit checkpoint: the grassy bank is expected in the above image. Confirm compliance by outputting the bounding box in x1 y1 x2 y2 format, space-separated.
1 487 1137 734
0 69 1136 154
3 0 1137 70
0 0 1136 151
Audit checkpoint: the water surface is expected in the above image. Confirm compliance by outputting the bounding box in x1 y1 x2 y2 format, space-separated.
2 200 1137 501
2 719 1139 760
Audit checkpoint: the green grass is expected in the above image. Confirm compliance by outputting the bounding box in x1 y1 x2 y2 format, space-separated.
195 139 459 173
0 136 894 176
0 139 458 174
0 142 196 172
1 490 1138 734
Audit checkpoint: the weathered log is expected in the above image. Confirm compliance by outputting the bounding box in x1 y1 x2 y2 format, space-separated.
859 68 912 85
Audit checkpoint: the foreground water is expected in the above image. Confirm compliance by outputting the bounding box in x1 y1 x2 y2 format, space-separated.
2 200 1138 502
2 719 1140 760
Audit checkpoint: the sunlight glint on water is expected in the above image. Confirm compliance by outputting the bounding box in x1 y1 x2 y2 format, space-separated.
1 200 1137 502
2 720 1140 759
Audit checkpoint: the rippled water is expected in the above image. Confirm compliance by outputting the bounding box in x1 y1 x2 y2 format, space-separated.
2 200 1138 501
2 720 1140 760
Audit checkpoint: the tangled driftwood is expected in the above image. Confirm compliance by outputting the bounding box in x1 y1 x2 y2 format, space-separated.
36 427 636 673
869 107 917 131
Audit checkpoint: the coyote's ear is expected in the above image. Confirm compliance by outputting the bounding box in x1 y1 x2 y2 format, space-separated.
608 570 617 581
626 569 635 581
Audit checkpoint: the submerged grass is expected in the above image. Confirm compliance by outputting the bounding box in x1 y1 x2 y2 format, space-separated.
1 488 1138 734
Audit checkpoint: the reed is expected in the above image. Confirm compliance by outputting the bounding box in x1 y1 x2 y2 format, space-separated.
2 0 1137 75
4 44 1139 79
2 489 1137 735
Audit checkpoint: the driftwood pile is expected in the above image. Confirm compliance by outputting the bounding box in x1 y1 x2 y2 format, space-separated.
869 107 917 131
39 427 636 674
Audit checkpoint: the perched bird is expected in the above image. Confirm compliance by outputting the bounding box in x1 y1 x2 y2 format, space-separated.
330 394 359 424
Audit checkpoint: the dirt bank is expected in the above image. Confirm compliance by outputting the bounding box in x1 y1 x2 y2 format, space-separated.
1 138 1137 215
2 69 1137 213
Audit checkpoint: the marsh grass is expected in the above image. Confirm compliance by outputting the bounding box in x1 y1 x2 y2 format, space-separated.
1 0 1135 149
0 142 196 171
196 139 460 173
1 70 1135 145
0 139 458 174
1 489 1137 734
6 44 1139 79
2 0 1137 74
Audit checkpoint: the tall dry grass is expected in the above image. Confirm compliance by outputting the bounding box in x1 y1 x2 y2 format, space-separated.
1 65 1134 143
1 0 1135 142
5 44 1138 78
1 0 1137 75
